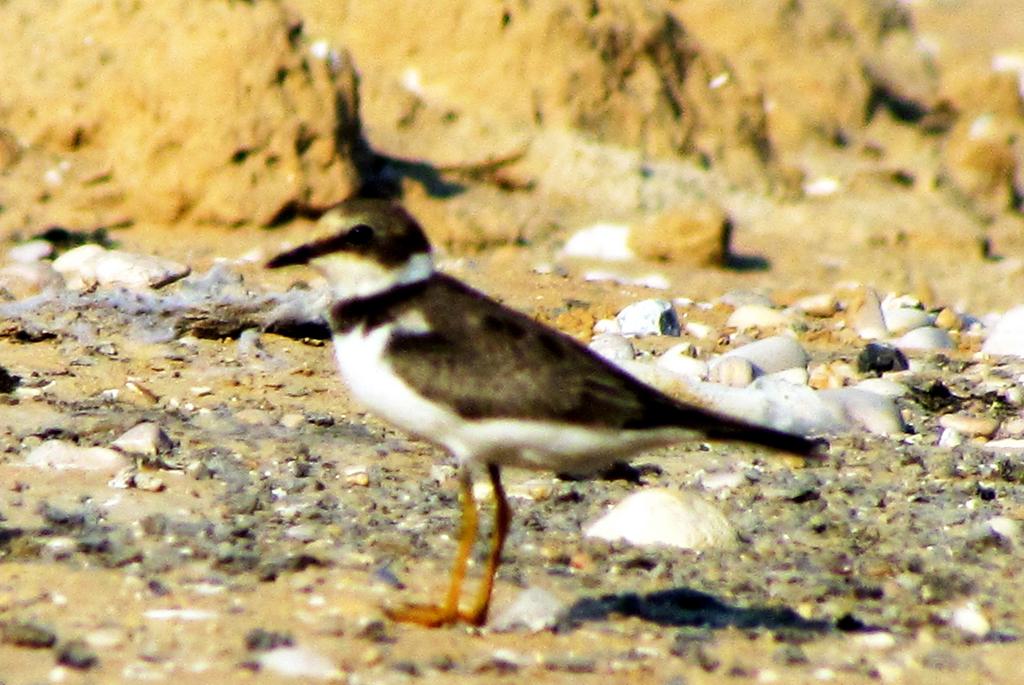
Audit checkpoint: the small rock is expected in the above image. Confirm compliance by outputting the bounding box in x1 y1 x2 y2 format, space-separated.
258 646 343 679
894 326 954 351
934 308 962 331
939 413 999 438
561 224 635 261
344 466 370 487
850 287 888 339
855 378 909 397
8 239 53 263
938 427 964 448
950 603 990 638
718 335 809 376
857 343 909 375
25 439 129 472
584 488 736 550
616 299 680 337
133 472 166 492
793 292 838 317
983 306 1024 356
983 438 1024 452
112 422 174 456
280 413 307 429
1 620 57 648
987 516 1020 542
491 587 566 632
52 244 190 291
726 304 791 331
881 298 932 335
708 356 755 387
0 262 63 298
657 343 708 379
764 367 809 386
818 388 905 436
245 628 294 652
57 639 99 670
588 333 636 363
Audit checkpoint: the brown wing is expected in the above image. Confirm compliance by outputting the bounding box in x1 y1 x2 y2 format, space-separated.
386 276 819 456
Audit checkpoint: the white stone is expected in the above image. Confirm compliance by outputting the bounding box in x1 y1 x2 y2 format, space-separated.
983 306 1024 356
25 439 129 472
794 293 838 317
855 378 909 397
684 321 713 339
258 647 343 680
112 422 174 456
882 304 932 335
708 356 755 387
763 367 809 386
561 223 635 261
950 603 990 638
937 428 964 448
584 488 736 550
894 326 954 351
8 240 53 263
818 388 905 436
726 304 791 331
53 244 190 290
588 333 636 363
983 438 1024 452
491 587 566 632
616 299 680 337
939 414 999 438
988 516 1020 541
851 288 888 339
718 335 809 376
657 344 708 380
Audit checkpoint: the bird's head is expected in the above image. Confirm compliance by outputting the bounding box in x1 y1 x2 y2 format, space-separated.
267 200 434 300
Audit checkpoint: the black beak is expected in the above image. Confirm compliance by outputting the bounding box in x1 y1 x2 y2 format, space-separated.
266 244 314 269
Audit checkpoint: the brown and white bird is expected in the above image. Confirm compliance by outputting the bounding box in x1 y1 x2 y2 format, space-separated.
267 199 821 628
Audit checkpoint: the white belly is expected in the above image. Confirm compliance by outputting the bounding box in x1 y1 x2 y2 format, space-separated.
331 326 696 471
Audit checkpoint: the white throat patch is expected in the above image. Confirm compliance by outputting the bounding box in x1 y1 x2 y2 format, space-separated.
313 252 433 301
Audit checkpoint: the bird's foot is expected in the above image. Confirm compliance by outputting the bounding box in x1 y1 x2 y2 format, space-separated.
384 602 487 628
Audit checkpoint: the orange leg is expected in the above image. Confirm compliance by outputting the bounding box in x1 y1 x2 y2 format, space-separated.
460 464 510 626
385 465 511 628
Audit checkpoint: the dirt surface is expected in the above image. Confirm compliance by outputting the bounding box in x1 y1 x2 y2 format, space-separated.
3 1 1024 684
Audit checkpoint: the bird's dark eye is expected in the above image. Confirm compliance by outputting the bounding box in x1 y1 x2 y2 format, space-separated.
346 223 374 246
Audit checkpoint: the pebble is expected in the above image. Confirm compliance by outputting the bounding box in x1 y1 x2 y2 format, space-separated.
615 299 680 337
258 646 344 680
718 335 809 375
25 439 130 472
8 239 54 263
708 356 755 387
855 378 909 397
726 304 791 331
0 262 63 298
983 438 1024 452
588 333 636 363
934 307 961 331
988 516 1020 541
793 292 838 317
894 326 954 351
57 640 99 670
818 388 905 436
657 343 708 379
764 367 809 386
112 422 174 456
52 244 190 291
856 342 909 375
583 488 736 550
279 413 307 429
881 298 932 335
939 413 999 438
850 287 888 339
950 603 990 638
1 620 57 648
983 305 1024 356
560 223 635 261
490 586 566 632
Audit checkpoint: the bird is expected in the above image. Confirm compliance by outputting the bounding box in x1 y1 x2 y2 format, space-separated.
266 199 822 628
